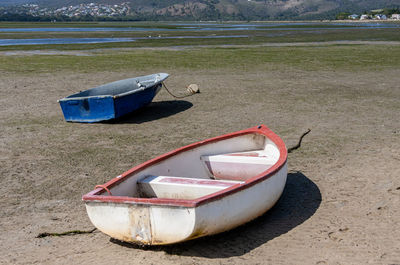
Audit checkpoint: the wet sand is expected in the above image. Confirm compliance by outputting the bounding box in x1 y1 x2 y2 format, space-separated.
0 54 399 264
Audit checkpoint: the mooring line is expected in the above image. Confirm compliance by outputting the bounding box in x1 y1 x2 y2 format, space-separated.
162 82 199 99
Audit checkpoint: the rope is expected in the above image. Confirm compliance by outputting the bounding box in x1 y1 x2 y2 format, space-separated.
95 185 112 196
36 228 97 238
288 129 311 153
162 82 198 99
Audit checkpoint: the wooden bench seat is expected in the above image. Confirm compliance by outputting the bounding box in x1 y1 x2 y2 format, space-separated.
200 150 276 181
138 175 243 200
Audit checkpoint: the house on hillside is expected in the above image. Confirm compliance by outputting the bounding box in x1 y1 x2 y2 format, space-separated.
391 14 400 20
374 14 387 20
348 14 359 19
360 14 370 20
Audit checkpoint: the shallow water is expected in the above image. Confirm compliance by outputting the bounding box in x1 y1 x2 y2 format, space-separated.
0 22 399 32
0 21 398 46
0 35 247 46
0 37 135 46
0 27 164 32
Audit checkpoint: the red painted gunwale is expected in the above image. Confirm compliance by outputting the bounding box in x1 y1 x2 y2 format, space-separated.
82 125 287 207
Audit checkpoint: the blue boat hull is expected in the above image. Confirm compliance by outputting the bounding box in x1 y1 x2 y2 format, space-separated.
114 84 161 119
58 73 168 123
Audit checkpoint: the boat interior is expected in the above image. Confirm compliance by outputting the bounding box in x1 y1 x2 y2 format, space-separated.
66 74 166 98
100 133 281 200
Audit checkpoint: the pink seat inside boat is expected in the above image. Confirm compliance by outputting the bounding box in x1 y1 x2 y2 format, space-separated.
137 175 243 200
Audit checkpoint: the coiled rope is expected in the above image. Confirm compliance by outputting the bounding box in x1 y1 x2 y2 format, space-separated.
162 82 199 99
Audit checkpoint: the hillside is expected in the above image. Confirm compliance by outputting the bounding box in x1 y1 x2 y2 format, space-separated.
1 0 399 20
0 0 36 6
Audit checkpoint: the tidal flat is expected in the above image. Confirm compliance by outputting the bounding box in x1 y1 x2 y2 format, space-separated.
1 21 399 265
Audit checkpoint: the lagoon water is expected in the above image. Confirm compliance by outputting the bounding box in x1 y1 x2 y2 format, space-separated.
0 35 248 46
0 37 135 46
1 22 399 32
0 27 162 32
0 22 399 46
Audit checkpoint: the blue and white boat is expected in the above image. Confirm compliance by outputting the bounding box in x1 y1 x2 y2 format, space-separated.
58 73 169 123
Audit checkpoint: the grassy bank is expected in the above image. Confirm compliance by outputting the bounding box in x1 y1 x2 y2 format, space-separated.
1 44 400 74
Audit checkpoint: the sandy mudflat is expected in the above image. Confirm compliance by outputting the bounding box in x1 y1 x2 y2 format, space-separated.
0 57 399 264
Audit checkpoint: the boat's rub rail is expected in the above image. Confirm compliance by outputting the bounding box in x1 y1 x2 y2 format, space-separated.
113 83 162 99
58 85 152 101
58 94 112 102
58 73 169 101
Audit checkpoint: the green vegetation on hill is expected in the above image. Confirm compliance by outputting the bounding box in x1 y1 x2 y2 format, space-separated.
364 7 400 15
0 0 399 21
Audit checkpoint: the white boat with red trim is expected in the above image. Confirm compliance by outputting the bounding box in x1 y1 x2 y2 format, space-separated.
82 125 288 245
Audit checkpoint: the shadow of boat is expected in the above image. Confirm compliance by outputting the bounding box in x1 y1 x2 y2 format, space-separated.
110 171 321 257
105 100 193 124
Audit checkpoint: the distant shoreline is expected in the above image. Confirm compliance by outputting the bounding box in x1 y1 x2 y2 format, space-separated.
0 19 400 24
0 19 399 24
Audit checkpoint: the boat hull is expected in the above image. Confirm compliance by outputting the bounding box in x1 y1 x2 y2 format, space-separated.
58 73 168 123
83 125 288 245
85 163 287 245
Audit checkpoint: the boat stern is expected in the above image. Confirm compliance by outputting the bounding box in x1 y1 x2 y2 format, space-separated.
58 96 115 123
